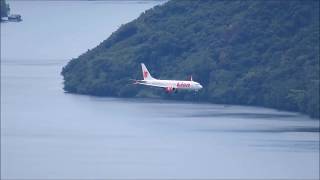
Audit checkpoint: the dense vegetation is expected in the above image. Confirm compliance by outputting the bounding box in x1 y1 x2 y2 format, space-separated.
62 0 319 118
0 0 9 20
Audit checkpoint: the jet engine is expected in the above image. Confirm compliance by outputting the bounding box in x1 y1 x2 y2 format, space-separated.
165 87 175 93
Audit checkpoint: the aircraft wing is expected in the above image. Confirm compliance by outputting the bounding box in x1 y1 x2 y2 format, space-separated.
136 82 169 88
135 81 176 89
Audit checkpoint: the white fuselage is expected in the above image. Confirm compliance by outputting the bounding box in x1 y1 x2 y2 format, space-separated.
139 79 203 91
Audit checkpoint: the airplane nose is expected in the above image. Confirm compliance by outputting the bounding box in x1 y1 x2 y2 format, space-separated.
199 84 203 89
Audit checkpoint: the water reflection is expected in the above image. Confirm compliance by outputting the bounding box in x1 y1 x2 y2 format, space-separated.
253 140 319 152
196 127 319 133
187 112 299 119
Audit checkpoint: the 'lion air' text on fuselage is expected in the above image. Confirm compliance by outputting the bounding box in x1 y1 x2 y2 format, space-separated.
177 82 190 88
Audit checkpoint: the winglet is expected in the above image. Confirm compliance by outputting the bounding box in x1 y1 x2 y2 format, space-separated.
188 75 193 81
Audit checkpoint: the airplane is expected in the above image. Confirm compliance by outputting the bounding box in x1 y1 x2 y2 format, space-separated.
133 63 203 93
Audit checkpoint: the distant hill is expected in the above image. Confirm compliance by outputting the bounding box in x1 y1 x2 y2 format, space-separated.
1 0 10 20
62 0 319 118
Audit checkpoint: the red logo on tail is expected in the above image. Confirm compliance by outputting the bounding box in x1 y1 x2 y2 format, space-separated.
143 71 148 78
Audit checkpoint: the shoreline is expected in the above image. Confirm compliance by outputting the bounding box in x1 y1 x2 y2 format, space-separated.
62 91 318 120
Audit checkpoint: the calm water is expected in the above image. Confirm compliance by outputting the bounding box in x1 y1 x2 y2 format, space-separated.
1 1 319 179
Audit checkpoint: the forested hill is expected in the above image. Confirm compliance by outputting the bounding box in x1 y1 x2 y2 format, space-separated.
1 0 10 19
62 0 319 118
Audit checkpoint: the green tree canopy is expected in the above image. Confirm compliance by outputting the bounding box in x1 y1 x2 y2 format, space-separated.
1 0 10 18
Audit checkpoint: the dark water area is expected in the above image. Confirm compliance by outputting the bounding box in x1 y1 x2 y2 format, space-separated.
1 1 319 179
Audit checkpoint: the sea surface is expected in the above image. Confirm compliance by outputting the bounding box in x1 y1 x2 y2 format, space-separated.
1 1 319 179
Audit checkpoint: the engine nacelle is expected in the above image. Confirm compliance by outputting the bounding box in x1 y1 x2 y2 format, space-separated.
165 86 175 93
